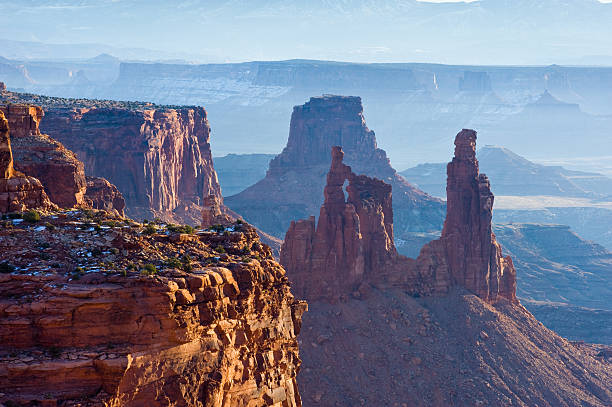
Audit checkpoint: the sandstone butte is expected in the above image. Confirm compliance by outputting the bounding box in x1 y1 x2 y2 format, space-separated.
281 131 612 406
0 103 125 217
225 95 445 241
0 208 307 406
39 104 223 225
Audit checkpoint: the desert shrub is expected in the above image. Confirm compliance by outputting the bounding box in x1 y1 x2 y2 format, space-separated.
143 263 157 275
210 224 224 233
23 210 41 223
181 254 193 272
143 224 157 235
44 222 56 231
167 223 195 234
165 257 182 269
214 245 226 254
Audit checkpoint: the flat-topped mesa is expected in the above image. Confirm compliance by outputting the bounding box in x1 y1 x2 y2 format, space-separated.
227 95 444 240
0 111 53 213
270 96 376 170
281 146 399 301
283 131 517 304
0 104 87 208
437 129 516 302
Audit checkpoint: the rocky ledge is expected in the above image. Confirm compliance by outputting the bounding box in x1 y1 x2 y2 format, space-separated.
0 209 306 406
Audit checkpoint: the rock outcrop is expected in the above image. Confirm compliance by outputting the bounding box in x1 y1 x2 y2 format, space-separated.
0 110 52 213
0 104 87 208
40 105 223 224
226 95 445 240
282 130 516 304
283 132 611 407
84 176 126 216
281 147 402 301
0 209 306 406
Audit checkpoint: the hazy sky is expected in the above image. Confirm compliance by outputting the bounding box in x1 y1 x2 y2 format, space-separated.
1 0 611 65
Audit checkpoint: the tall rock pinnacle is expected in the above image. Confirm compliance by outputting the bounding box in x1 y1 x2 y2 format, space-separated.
439 129 516 302
282 130 517 304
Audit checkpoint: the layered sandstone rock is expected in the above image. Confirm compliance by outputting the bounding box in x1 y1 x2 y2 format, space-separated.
226 95 445 240
282 130 517 304
0 104 87 208
0 110 52 213
84 176 126 216
201 194 232 228
41 106 223 224
281 147 402 300
0 210 305 406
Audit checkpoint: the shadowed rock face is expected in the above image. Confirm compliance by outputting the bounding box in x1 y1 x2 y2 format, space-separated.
226 95 445 240
84 176 126 217
282 130 516 304
0 110 52 213
41 106 222 224
0 104 87 208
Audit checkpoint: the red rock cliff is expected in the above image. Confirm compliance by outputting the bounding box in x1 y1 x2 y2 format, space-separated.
282 130 517 304
226 95 445 240
41 106 222 224
0 210 306 406
0 110 52 213
0 104 87 208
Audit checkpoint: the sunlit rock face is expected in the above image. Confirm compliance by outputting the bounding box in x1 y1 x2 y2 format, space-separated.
0 109 52 213
0 212 306 406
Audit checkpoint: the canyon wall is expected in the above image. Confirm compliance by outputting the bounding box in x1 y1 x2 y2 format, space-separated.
0 110 52 213
41 106 222 224
0 210 306 406
0 103 125 215
226 95 445 240
282 130 516 304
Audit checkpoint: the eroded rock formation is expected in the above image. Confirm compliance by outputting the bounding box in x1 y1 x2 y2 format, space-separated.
41 106 223 224
0 104 87 208
284 133 611 407
282 130 517 304
226 95 445 240
0 110 52 213
0 210 306 406
84 176 126 217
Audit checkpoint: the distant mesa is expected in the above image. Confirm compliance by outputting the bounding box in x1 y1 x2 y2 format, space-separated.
225 95 445 241
459 71 492 93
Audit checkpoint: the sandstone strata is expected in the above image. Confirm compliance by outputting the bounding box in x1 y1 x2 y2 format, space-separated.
226 95 445 240
0 110 52 213
282 130 516 304
84 176 126 217
0 209 305 406
41 106 223 224
0 104 87 208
